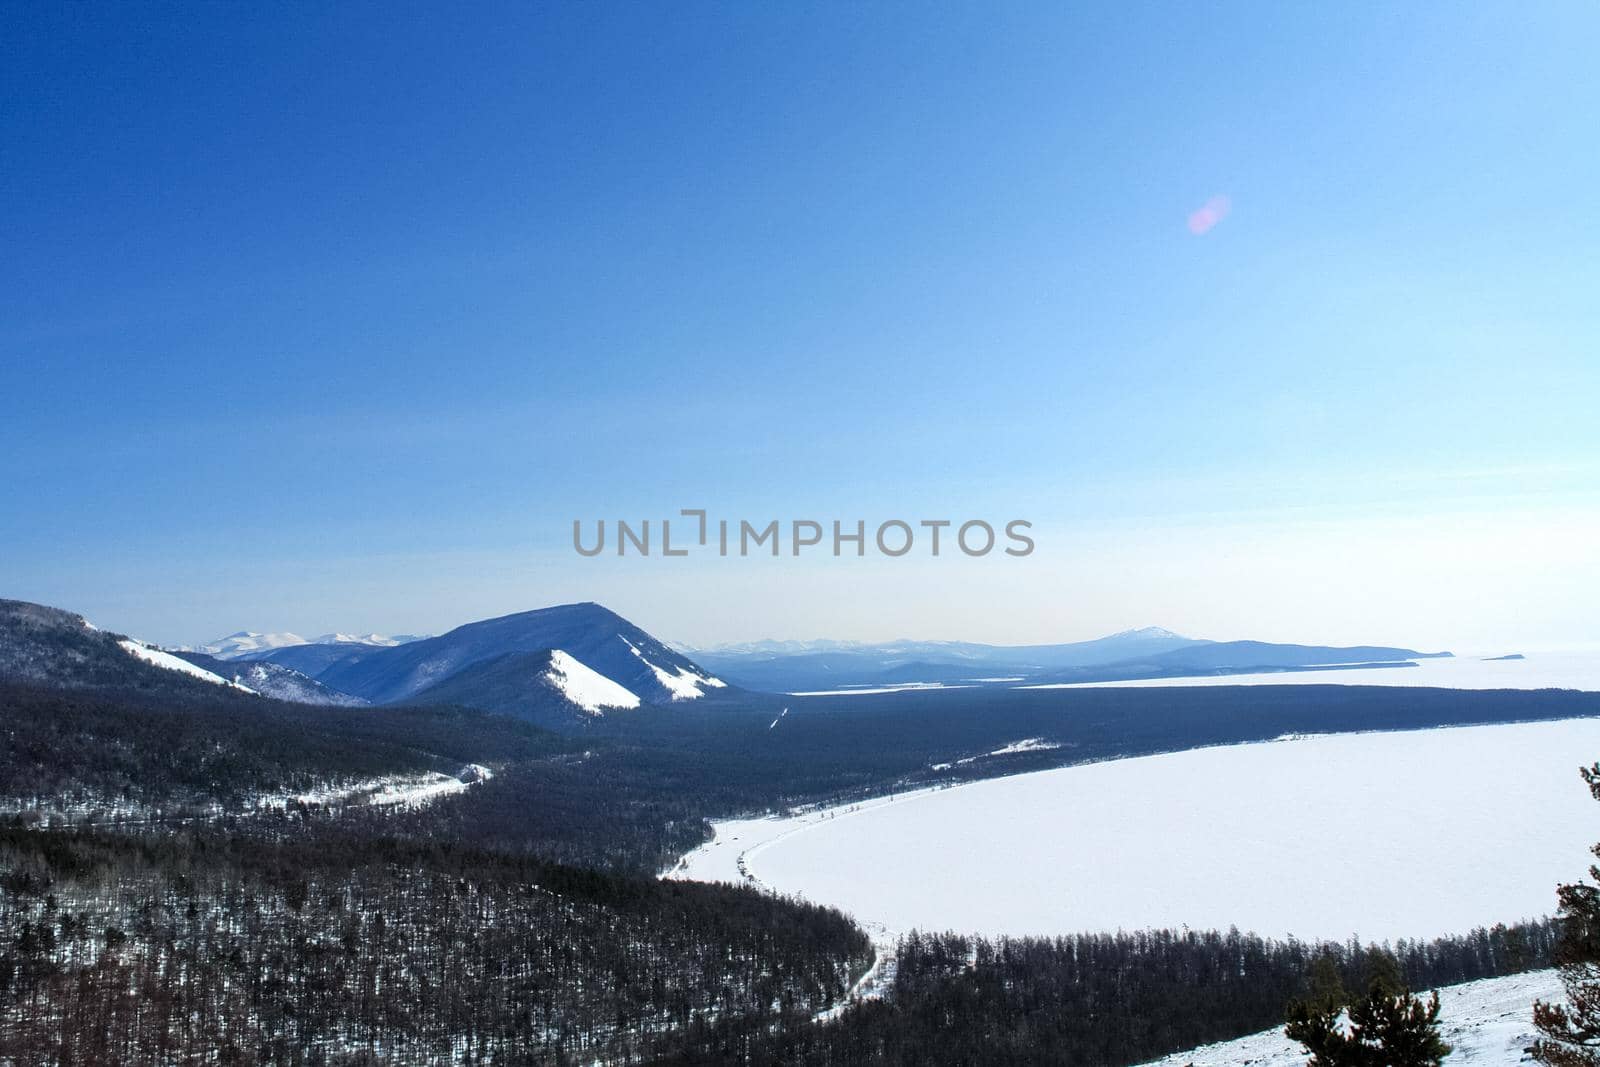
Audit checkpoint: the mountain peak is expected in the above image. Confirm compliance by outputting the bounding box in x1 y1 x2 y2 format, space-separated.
319 601 725 709
195 631 309 658
1106 626 1187 641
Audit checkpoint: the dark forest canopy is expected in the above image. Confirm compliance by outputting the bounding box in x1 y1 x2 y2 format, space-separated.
703 925 1556 1066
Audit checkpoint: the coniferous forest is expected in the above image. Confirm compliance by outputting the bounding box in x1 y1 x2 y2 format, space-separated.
704 925 1555 1065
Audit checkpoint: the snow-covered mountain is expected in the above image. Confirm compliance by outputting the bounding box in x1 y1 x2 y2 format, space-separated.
311 632 428 648
193 631 309 659
313 602 727 709
196 630 429 661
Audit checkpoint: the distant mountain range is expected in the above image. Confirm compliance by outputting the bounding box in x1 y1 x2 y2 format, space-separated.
3 594 1456 728
683 628 1451 691
192 630 429 660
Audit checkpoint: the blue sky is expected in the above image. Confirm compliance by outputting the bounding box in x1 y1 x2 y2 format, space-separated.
3 3 1597 649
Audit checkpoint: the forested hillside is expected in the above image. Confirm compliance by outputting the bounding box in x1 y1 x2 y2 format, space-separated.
713 924 1556 1065
0 826 870 1065
0 682 575 824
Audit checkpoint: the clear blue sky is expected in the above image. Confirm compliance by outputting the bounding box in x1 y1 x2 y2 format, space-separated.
3 3 1597 649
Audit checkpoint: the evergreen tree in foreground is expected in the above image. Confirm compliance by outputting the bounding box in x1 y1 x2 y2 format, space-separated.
1286 954 1451 1067
1533 763 1600 1065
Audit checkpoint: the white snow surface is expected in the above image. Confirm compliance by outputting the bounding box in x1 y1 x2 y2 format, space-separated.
258 765 494 813
1138 968 1562 1066
1022 651 1600 692
119 640 255 693
546 650 640 713
672 718 1600 943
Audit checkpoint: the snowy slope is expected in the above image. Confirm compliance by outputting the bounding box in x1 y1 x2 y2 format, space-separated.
1138 969 1561 1066
175 651 367 706
406 647 646 728
546 649 641 712
620 636 725 700
119 640 256 693
673 718 1600 943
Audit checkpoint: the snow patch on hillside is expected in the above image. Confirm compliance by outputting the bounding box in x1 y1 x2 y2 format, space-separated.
1138 969 1562 1066
621 637 726 699
120 640 256 693
547 650 640 713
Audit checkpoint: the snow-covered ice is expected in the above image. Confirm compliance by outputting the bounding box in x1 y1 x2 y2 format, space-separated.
673 718 1600 943
1138 968 1562 1066
790 682 976 696
1021 650 1600 693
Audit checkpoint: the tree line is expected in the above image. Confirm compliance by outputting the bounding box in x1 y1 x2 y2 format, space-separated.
683 922 1555 1065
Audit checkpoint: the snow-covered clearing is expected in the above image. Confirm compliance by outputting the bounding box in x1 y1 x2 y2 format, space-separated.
672 718 1600 943
258 765 495 812
2 766 494 827
1138 968 1562 1066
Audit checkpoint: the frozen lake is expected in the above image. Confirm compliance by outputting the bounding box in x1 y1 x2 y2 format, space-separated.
672 718 1600 943
1020 649 1600 692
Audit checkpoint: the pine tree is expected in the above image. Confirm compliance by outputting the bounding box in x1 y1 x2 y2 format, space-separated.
1533 763 1600 1065
1306 952 1349 1014
1286 957 1451 1066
